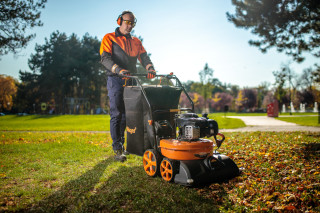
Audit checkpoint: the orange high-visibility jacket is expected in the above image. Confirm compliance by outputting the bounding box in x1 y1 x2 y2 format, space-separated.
100 28 154 75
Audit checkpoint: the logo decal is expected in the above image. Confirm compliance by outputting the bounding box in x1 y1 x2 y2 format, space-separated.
126 126 137 134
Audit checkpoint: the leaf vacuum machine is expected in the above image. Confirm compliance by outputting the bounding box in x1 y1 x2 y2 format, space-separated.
123 74 239 186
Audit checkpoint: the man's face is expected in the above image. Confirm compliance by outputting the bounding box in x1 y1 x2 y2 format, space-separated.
119 13 136 35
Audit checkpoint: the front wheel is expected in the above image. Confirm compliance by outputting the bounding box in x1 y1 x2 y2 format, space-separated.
143 149 160 177
160 158 176 182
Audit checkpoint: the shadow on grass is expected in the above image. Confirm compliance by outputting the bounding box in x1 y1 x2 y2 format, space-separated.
22 158 222 212
28 115 62 120
23 158 113 212
303 142 320 160
82 166 222 212
290 133 320 160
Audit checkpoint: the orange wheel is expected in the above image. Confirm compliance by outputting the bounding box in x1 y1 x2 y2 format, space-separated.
143 149 160 177
160 158 175 182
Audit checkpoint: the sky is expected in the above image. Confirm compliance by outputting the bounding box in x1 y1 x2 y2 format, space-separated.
0 0 318 88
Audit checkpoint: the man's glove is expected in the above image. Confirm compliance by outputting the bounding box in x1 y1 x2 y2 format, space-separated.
147 70 156 79
119 69 131 76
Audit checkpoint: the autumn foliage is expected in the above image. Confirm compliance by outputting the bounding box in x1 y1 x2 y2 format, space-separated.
0 75 17 111
202 132 320 212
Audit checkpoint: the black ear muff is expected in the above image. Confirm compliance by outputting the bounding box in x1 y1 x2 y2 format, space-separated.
117 15 122 26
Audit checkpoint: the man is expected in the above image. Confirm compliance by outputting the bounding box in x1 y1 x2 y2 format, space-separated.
100 11 156 162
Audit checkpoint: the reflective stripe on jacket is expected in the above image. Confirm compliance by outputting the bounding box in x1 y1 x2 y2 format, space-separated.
100 27 153 75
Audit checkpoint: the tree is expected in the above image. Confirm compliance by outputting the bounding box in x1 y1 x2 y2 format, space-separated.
210 78 225 94
235 90 248 112
196 63 215 113
262 91 275 108
210 92 233 112
299 67 315 91
18 31 104 114
0 75 17 111
273 63 298 107
227 84 240 98
297 89 315 107
227 0 320 62
189 92 205 113
235 88 258 111
0 0 47 56
199 63 213 84
179 92 204 113
313 64 320 83
273 68 287 107
14 73 38 113
243 88 257 110
297 65 320 108
256 81 270 108
182 80 195 93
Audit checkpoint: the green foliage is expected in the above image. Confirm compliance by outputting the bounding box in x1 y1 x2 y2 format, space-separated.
256 82 270 109
0 0 47 56
199 63 213 84
18 32 105 114
273 64 293 106
227 0 320 62
1 131 319 212
182 80 195 93
183 61 319 113
193 63 216 112
191 82 215 101
313 64 320 83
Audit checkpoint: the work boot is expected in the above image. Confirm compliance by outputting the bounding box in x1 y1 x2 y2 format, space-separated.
122 147 130 156
114 150 127 162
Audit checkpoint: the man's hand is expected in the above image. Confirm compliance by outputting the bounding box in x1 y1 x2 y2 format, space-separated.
147 70 156 79
119 69 131 76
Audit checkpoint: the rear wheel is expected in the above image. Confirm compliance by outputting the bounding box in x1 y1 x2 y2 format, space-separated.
143 149 160 177
160 158 176 182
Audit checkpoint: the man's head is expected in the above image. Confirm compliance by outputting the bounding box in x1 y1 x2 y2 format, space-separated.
117 11 136 35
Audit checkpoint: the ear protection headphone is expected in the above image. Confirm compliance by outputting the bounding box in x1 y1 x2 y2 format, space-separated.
117 11 137 26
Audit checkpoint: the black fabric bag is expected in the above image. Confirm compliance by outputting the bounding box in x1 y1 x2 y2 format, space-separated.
124 85 182 156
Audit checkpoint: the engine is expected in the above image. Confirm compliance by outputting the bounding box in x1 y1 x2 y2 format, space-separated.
176 113 218 141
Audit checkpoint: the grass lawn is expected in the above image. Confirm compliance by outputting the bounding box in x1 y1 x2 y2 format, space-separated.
0 114 246 131
276 116 320 127
213 112 267 116
0 115 110 131
1 131 319 212
213 112 318 117
208 114 246 129
279 112 319 116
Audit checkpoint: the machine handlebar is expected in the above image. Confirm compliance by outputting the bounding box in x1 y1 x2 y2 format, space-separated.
119 73 175 79
120 73 195 113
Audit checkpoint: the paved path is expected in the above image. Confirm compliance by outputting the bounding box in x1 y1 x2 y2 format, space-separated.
221 116 320 132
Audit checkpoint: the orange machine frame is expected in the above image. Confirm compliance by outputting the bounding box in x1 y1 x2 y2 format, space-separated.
159 139 214 161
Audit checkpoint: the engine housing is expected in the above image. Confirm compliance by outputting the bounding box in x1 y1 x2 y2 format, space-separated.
176 113 218 141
